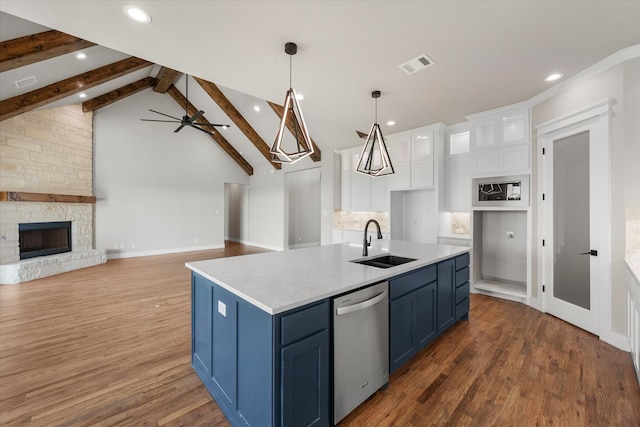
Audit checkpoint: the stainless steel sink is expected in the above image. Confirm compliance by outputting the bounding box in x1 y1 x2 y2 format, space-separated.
351 254 417 269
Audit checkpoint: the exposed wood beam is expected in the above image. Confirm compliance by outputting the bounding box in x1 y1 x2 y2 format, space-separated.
194 77 282 170
153 67 180 93
0 29 96 72
0 57 152 122
267 101 322 162
166 85 254 176
82 77 156 112
0 191 96 204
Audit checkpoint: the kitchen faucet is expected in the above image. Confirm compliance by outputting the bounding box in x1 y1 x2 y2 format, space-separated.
362 219 383 256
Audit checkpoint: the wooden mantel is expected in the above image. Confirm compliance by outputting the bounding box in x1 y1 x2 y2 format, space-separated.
0 191 96 204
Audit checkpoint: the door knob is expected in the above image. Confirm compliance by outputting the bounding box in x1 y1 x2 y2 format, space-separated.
580 250 598 256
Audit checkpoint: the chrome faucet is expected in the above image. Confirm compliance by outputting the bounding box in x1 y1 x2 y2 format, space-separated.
362 219 383 256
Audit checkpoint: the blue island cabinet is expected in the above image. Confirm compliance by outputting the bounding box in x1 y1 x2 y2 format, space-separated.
389 253 470 373
191 273 330 427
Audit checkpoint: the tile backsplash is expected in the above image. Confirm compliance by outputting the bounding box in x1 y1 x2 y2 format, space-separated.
627 207 640 260
333 210 389 232
451 212 471 235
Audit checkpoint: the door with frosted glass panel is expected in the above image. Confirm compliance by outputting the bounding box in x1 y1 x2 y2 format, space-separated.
543 130 600 335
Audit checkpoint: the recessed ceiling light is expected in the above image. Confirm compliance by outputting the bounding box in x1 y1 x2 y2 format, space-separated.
78 93 87 98
254 105 260 112
76 52 87 60
545 73 564 82
123 5 151 23
295 93 305 101
386 121 396 126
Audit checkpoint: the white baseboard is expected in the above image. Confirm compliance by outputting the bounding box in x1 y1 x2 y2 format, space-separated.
246 241 284 251
288 242 321 250
107 244 225 260
601 330 631 352
226 237 251 245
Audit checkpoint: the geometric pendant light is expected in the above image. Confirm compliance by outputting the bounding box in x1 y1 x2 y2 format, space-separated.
355 90 394 177
270 42 315 164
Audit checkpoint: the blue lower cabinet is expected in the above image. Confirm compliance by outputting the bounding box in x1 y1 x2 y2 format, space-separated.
211 285 237 408
454 254 471 320
191 273 330 427
437 259 456 334
415 282 437 349
389 276 437 373
389 252 470 373
281 330 330 427
389 291 417 372
192 274 213 376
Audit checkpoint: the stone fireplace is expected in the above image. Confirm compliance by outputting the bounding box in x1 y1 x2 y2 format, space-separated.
0 105 106 284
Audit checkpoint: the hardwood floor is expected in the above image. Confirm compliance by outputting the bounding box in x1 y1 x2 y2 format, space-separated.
1 242 639 426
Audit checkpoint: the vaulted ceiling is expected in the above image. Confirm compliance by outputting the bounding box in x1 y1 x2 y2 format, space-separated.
1 1 639 174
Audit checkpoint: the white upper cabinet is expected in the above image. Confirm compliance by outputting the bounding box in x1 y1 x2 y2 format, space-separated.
387 124 443 191
445 124 472 211
340 146 389 212
468 106 531 177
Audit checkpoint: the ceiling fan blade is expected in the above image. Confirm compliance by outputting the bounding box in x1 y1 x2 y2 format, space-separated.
189 110 205 122
174 124 186 133
141 119 181 123
194 122 230 128
149 109 181 121
191 125 216 136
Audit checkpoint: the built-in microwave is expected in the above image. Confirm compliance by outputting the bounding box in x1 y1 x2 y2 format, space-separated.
472 174 530 208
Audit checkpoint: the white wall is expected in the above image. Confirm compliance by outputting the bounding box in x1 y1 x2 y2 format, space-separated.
248 114 349 250
287 168 321 248
531 58 637 336
94 89 249 258
481 211 527 283
390 189 438 243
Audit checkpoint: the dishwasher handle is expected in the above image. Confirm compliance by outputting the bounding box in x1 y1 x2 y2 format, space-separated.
335 290 387 316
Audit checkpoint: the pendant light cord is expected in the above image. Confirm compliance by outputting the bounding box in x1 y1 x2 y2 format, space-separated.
289 54 293 89
374 97 378 125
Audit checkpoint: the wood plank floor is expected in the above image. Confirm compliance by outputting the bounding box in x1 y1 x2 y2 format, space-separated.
1 242 639 426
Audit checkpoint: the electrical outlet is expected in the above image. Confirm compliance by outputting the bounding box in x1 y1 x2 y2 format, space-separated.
506 231 515 239
218 300 226 317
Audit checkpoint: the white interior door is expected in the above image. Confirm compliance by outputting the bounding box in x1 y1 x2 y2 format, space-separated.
538 102 611 336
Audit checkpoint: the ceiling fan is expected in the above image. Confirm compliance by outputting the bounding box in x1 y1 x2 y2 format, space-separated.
141 75 229 136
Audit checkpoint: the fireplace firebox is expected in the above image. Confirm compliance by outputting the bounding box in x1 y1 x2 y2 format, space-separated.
19 221 72 260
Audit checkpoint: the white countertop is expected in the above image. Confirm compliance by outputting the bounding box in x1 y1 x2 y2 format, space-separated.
186 241 469 315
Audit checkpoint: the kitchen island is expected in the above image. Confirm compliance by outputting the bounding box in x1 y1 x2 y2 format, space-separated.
186 241 470 427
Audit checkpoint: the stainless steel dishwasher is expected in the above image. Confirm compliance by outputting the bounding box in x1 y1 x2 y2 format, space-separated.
333 281 389 424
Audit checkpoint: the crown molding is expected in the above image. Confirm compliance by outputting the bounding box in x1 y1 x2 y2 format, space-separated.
528 44 640 106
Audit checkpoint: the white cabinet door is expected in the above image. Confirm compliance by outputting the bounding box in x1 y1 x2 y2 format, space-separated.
410 130 435 188
500 144 530 172
411 130 433 160
388 134 411 190
388 135 411 163
411 159 434 188
350 150 371 211
473 150 500 175
370 176 390 211
390 162 410 190
447 154 471 211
